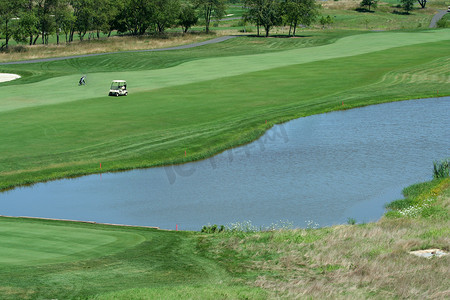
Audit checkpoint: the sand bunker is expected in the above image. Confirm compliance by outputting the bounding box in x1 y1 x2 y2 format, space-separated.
0 73 21 83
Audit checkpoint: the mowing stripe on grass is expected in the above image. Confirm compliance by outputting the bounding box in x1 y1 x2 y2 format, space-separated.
1 30 449 113
0 218 145 266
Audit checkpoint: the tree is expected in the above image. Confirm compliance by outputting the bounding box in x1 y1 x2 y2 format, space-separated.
91 0 113 39
283 0 319 37
153 0 180 33
72 0 94 41
194 0 226 33
259 0 282 37
319 15 333 29
359 0 378 11
178 5 198 33
0 0 26 49
244 0 264 36
417 0 426 8
35 0 58 45
15 7 39 45
117 0 154 35
54 0 73 44
244 0 282 37
401 0 414 13
108 1 126 35
18 0 40 45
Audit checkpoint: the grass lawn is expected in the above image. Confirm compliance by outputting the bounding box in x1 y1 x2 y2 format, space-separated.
0 218 145 266
0 217 267 299
0 29 449 191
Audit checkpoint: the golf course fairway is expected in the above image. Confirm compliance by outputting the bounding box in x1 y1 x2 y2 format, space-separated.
1 30 449 112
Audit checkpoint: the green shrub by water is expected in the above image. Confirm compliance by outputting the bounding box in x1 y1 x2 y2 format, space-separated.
433 159 449 179
347 217 357 225
201 224 225 233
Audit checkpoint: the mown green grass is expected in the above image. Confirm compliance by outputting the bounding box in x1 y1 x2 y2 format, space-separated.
90 285 268 300
0 32 345 84
0 218 145 266
324 8 434 30
0 217 265 299
0 30 449 191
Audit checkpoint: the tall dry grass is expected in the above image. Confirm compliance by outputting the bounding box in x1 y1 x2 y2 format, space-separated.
0 33 224 63
321 0 360 10
253 218 449 298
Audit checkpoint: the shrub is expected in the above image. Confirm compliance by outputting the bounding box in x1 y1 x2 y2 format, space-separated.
201 224 225 233
385 198 415 210
433 159 449 179
436 18 449 28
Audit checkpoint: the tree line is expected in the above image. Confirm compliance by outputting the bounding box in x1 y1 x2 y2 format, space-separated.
0 0 320 49
360 0 427 13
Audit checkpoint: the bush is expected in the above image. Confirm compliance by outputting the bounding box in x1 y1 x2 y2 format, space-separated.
436 18 449 28
433 159 450 179
385 198 415 210
0 44 29 53
201 224 225 233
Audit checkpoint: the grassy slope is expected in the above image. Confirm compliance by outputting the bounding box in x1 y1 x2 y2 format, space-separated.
0 179 448 299
0 30 449 191
0 217 265 299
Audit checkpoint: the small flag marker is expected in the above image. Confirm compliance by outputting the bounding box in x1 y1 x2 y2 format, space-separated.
176 224 178 231
100 163 102 169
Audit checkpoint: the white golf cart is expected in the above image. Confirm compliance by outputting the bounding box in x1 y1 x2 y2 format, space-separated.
109 80 128 97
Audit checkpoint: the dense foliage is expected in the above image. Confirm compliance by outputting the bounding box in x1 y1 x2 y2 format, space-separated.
0 0 322 49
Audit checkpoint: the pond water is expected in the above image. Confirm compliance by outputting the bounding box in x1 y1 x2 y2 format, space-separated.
1 97 449 230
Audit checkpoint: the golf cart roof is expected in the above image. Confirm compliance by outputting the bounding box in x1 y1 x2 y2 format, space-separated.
112 80 126 83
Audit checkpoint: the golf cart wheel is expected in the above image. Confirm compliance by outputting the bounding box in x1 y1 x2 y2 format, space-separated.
115 93 119 97
125 92 128 96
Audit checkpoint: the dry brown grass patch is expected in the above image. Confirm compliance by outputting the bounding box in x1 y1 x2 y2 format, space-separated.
0 33 224 63
321 0 361 10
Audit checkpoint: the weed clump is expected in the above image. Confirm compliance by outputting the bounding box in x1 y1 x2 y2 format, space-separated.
201 224 225 233
433 159 449 179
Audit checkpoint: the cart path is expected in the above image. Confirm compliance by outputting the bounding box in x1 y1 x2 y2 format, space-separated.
0 36 237 66
429 9 448 28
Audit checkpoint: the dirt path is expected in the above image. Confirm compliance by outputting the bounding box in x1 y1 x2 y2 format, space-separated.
0 36 237 66
429 9 448 28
